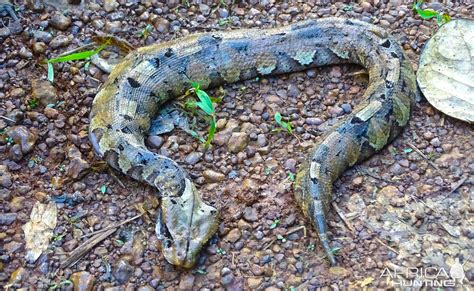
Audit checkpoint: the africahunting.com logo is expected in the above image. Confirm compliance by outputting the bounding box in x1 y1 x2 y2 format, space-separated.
380 258 467 287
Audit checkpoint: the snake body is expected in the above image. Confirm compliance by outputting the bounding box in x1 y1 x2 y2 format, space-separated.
89 18 416 268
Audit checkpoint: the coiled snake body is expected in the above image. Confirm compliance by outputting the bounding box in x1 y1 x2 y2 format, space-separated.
89 18 416 267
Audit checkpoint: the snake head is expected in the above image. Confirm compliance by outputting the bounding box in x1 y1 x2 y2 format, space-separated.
155 178 219 268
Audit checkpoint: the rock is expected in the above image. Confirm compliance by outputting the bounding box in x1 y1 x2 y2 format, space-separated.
114 256 134 284
227 132 248 153
389 162 405 175
9 145 23 161
32 30 52 43
224 228 241 243
0 165 12 188
284 158 297 173
33 42 48 54
0 27 10 38
0 189 11 200
27 0 45 12
341 103 352 113
0 213 17 225
305 117 323 126
287 84 300 98
32 79 58 106
137 285 154 291
4 241 22 253
104 0 119 12
154 18 169 33
178 274 195 290
66 158 90 180
146 135 164 149
49 12 71 30
6 126 37 154
330 67 342 78
199 3 210 16
243 207 258 222
218 8 229 18
50 35 71 49
185 152 202 165
247 277 262 289
203 170 225 183
70 271 95 291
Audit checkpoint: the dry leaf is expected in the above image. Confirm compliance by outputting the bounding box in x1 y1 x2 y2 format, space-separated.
351 276 375 288
417 19 474 123
22 201 58 263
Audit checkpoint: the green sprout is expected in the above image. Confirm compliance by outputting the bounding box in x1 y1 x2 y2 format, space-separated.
412 1 451 26
139 24 153 40
100 185 107 194
47 39 111 83
287 172 295 182
270 219 280 229
185 82 219 149
274 112 293 134
28 98 39 109
216 247 226 256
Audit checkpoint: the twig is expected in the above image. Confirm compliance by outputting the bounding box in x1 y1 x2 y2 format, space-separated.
406 141 441 171
355 166 393 183
0 115 16 123
263 238 277 250
332 202 356 234
374 237 399 255
62 214 142 268
80 214 142 239
286 225 307 237
61 227 116 269
447 175 468 196
107 168 125 188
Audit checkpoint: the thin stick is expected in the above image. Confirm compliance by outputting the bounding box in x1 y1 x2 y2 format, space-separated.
286 225 307 237
80 214 142 239
447 175 468 196
0 115 16 123
374 237 399 255
355 166 392 183
406 141 441 171
332 202 356 234
61 228 116 269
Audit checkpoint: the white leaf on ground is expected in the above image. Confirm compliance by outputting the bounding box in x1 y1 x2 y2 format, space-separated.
417 19 474 123
22 201 58 263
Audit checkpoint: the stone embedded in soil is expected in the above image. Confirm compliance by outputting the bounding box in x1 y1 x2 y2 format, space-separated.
224 228 241 243
49 12 71 30
247 277 263 288
32 30 52 43
70 271 95 291
227 132 249 153
104 0 119 12
113 256 134 284
0 165 12 188
5 126 37 154
32 79 58 106
203 170 225 183
178 274 195 289
66 157 90 180
243 207 258 222
185 152 202 165
50 35 72 49
0 213 17 225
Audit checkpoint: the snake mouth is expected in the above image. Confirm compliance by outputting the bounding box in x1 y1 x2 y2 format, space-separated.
88 127 105 157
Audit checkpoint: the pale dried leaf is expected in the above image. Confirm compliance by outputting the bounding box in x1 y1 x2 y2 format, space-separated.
417 19 474 123
22 201 58 263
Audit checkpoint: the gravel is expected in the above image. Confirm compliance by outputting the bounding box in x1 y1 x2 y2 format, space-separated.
0 0 472 289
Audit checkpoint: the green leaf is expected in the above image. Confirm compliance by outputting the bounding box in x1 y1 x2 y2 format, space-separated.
196 90 214 115
415 8 438 20
187 129 205 143
100 185 107 194
204 118 216 149
47 63 54 83
48 43 108 64
403 148 413 153
191 82 200 91
274 112 282 123
270 219 280 229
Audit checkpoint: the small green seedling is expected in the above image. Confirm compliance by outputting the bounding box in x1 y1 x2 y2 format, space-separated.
47 40 111 83
412 1 451 26
287 172 295 182
139 24 153 40
100 185 107 194
216 247 226 256
185 82 219 149
270 219 280 229
28 98 39 109
276 234 287 243
274 112 293 134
